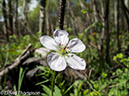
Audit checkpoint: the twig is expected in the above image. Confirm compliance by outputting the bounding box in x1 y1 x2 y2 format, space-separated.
89 42 97 48
98 65 119 80
74 70 86 79
114 60 127 68
108 79 128 88
89 67 93 79
16 44 32 60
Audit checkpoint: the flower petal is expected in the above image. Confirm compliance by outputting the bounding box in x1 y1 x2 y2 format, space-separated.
54 35 69 46
67 38 86 53
47 53 67 71
40 36 58 50
53 29 68 38
53 29 69 46
66 54 86 70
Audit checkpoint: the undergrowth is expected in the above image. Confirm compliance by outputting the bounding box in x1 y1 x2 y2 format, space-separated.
0 28 129 96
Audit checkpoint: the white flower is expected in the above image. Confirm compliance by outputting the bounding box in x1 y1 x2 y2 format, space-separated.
40 29 86 71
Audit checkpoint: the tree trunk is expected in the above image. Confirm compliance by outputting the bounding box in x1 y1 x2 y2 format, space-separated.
121 0 129 32
105 0 110 64
125 0 128 8
114 0 120 52
46 0 50 35
59 0 66 30
23 0 29 35
67 0 78 36
93 0 99 46
15 0 19 36
8 0 13 35
2 0 9 42
93 0 98 23
39 0 46 36
100 0 105 51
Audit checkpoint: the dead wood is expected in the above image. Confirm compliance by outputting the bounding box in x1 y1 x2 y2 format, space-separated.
22 57 47 66
0 51 30 79
26 67 39 80
16 43 32 60
0 44 87 91
0 44 32 81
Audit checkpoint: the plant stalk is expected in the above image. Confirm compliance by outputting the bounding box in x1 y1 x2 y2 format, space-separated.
51 71 55 96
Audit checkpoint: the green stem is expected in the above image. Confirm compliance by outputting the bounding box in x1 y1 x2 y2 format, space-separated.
52 71 55 96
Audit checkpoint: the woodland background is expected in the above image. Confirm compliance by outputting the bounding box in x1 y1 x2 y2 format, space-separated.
0 0 129 96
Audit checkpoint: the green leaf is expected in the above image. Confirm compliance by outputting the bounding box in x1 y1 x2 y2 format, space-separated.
42 85 51 96
37 66 50 72
83 89 89 95
81 9 87 14
84 22 96 33
78 83 82 92
18 67 27 91
116 53 123 58
63 82 75 95
66 28 72 31
84 28 89 34
113 56 117 61
102 73 107 79
41 93 49 96
54 86 62 96
36 80 49 85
